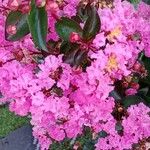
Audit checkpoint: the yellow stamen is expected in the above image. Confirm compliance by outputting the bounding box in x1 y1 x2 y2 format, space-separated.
108 26 121 41
106 54 118 72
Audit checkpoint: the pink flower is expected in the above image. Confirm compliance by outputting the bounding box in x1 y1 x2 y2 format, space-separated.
63 4 77 17
0 1 150 149
48 125 65 141
93 32 106 48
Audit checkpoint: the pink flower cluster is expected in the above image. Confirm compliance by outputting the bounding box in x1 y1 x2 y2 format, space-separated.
96 103 150 150
0 0 150 150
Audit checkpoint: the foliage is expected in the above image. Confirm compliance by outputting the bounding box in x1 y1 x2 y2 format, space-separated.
0 0 150 150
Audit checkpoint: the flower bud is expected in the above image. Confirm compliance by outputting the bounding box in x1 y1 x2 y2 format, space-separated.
131 82 140 90
36 0 46 7
118 107 123 113
133 62 141 71
8 0 21 10
69 32 80 43
122 81 128 88
6 25 17 35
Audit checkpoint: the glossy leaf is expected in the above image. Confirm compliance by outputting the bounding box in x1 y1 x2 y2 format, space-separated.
122 95 145 108
83 4 101 41
60 41 72 54
140 56 150 84
60 41 79 54
137 87 150 107
28 0 48 51
5 11 29 41
64 49 87 67
138 87 149 96
55 17 82 41
77 5 89 22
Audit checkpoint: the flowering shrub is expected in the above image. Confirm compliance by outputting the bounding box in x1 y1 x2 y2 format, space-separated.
0 0 150 149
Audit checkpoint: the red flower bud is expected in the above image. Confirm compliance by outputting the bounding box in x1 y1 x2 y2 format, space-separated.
69 32 80 43
131 82 140 90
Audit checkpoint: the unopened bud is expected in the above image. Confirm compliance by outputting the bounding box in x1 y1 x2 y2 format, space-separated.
133 62 141 71
36 0 46 7
131 82 140 90
122 81 128 88
69 32 80 43
118 107 123 113
6 25 17 35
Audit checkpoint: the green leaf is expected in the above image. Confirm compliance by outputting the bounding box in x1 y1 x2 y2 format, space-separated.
83 140 95 150
83 4 101 41
28 0 48 51
137 87 150 107
130 0 140 4
122 95 144 108
129 0 140 8
140 56 150 84
64 49 87 67
143 56 150 74
60 41 72 54
77 5 89 22
138 87 149 96
60 41 79 54
143 0 150 4
55 17 82 41
5 11 29 41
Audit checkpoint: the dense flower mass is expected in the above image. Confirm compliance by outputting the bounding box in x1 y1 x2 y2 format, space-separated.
0 0 150 149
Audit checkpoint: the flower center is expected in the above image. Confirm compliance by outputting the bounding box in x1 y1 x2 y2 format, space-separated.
106 54 118 72
108 26 121 41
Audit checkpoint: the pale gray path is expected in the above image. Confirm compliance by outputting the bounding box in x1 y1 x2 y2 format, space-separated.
0 125 37 150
